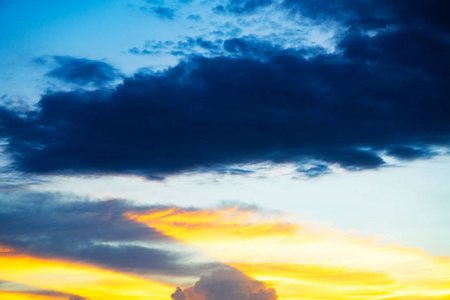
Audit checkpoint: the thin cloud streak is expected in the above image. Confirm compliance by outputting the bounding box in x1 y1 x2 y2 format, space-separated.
129 206 450 300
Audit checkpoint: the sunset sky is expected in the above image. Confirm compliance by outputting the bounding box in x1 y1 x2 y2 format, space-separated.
1 1 450 299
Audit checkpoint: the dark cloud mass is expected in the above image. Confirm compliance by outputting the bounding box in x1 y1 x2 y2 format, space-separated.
1 0 449 178
171 269 278 300
284 0 450 32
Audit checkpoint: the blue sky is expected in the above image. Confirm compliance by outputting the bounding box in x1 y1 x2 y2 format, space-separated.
1 1 450 299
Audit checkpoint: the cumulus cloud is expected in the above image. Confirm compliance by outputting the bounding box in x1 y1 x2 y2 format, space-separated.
171 269 277 300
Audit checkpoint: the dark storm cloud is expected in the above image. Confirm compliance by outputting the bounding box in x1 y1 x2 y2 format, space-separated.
171 268 278 300
0 192 221 277
0 1 449 178
284 0 450 32
43 56 122 87
0 44 448 176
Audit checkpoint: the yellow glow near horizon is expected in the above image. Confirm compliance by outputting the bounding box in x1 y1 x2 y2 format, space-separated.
0 250 174 300
0 292 65 300
128 207 450 300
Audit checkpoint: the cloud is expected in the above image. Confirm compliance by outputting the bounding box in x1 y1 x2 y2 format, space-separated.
386 146 435 161
0 279 87 299
0 192 222 279
214 0 274 15
286 0 449 31
152 7 175 19
171 269 277 300
130 206 450 300
187 14 201 21
296 163 331 178
1 1 449 178
216 0 450 33
70 296 90 300
42 56 122 87
128 37 225 57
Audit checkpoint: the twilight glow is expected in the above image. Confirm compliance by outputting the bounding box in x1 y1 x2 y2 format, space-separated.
128 207 450 300
1 0 450 299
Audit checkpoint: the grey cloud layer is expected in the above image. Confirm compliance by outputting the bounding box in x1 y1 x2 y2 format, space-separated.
0 192 223 279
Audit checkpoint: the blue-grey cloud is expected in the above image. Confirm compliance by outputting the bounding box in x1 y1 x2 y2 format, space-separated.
296 163 331 178
214 0 274 15
42 56 122 87
129 36 225 57
187 14 201 21
0 192 223 279
152 6 175 19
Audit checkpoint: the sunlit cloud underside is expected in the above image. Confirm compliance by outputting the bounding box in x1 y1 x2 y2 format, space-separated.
128 207 450 300
0 246 172 300
1 205 450 299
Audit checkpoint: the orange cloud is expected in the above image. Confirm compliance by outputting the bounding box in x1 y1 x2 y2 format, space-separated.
125 206 299 243
128 207 450 300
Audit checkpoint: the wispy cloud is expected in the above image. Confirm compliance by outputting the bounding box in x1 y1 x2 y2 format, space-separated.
2 192 450 299
0 192 225 283
129 206 450 299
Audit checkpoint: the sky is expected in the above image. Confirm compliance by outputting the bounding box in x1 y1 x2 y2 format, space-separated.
0 0 450 299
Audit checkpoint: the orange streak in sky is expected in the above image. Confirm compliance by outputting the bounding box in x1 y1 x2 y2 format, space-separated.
127 207 450 300
0 292 65 300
